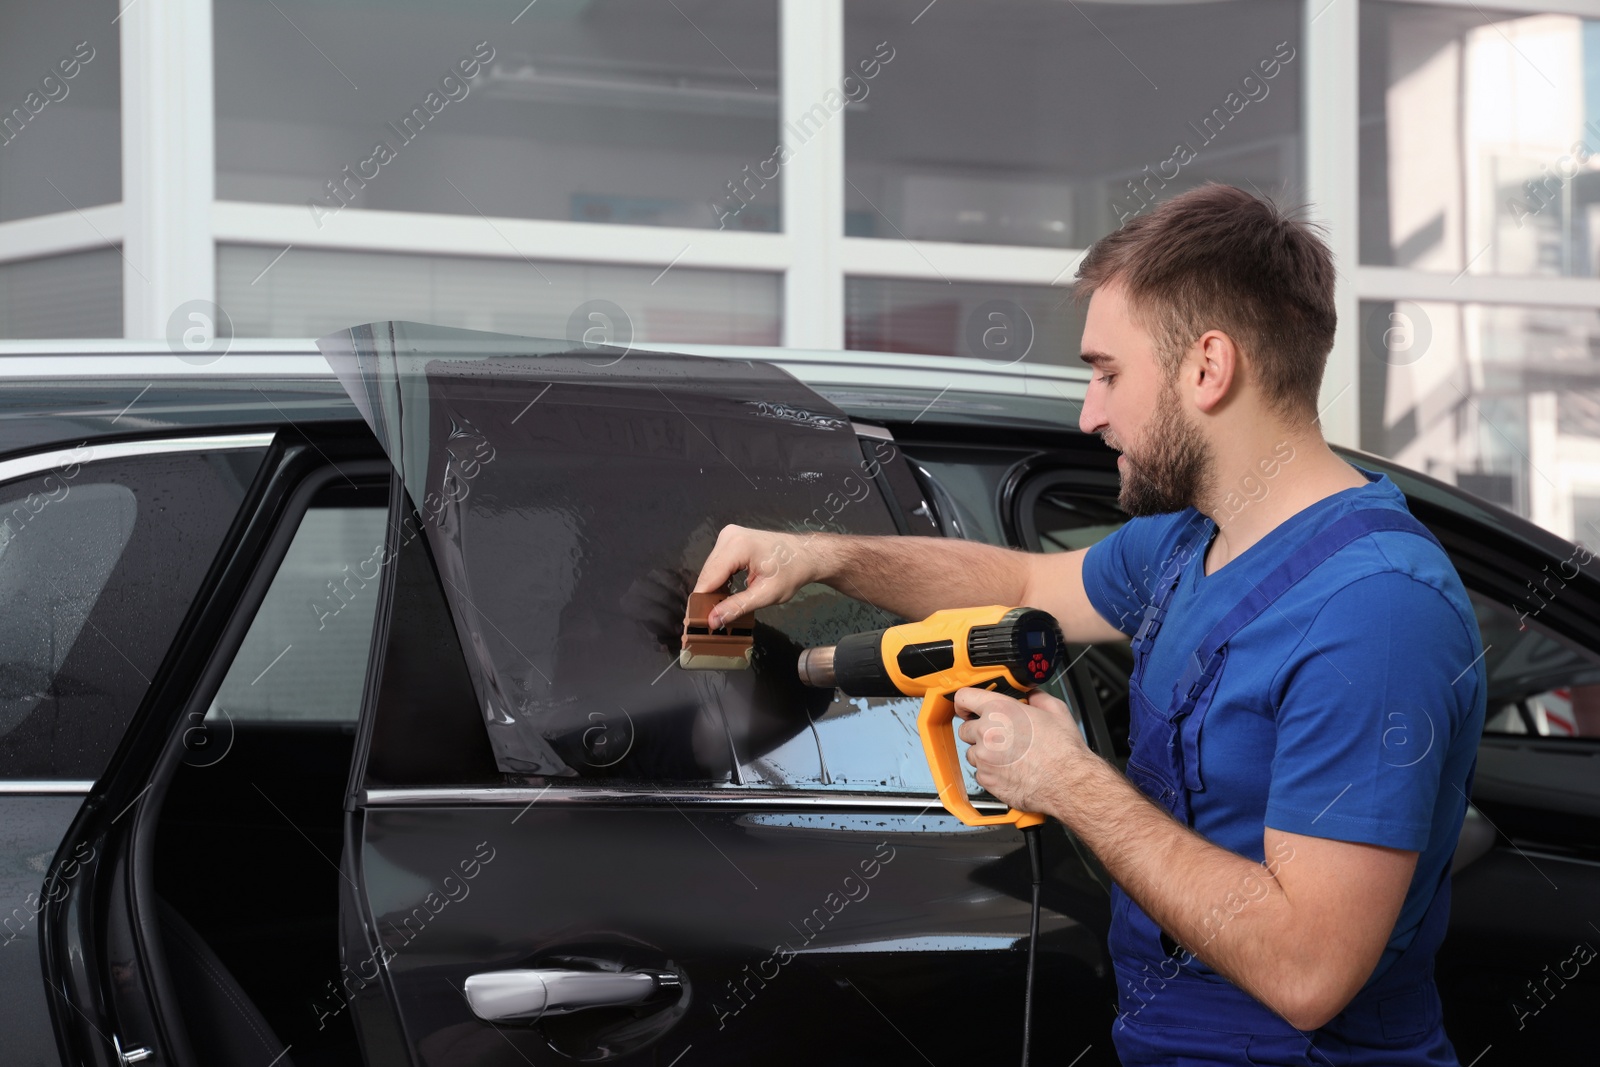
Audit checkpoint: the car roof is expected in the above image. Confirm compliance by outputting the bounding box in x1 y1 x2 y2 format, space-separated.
0 337 1091 430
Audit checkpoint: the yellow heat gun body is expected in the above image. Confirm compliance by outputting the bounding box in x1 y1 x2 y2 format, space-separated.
797 606 1066 829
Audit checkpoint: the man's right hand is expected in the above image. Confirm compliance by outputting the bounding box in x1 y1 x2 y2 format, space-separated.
693 525 828 629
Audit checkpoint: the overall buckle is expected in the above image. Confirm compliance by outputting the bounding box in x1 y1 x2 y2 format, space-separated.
1132 602 1164 651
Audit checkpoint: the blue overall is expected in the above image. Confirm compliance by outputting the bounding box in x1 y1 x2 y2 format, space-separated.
1110 508 1464 1066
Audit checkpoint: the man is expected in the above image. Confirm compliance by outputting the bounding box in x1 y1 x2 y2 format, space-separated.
691 182 1484 1065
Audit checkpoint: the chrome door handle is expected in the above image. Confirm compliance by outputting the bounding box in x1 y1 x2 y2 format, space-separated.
464 968 680 1022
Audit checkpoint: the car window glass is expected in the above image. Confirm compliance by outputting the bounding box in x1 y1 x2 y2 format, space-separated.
904 452 1010 544
0 446 265 779
1474 589 1600 739
0 482 135 740
207 504 388 725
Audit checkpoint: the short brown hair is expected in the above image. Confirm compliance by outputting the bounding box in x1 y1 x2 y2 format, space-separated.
1074 182 1336 425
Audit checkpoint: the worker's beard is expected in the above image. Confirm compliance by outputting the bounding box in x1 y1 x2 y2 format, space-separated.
1112 377 1213 517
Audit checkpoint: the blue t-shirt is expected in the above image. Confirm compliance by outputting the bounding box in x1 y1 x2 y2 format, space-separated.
1082 464 1486 980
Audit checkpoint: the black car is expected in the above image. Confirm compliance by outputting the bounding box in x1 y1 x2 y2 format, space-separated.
1 322 1596 1067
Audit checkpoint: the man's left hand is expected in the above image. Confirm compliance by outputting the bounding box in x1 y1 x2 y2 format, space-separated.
953 687 1088 816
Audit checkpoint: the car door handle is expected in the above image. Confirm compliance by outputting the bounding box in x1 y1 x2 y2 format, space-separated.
464 968 680 1022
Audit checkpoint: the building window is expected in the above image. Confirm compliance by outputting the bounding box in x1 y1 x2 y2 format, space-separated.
218 244 781 345
846 276 1085 368
0 0 119 223
214 0 781 233
1359 298 1600 539
0 249 121 338
1360 2 1600 277
843 0 1301 248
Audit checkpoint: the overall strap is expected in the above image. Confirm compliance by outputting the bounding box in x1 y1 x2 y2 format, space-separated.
1129 514 1215 659
1172 507 1443 717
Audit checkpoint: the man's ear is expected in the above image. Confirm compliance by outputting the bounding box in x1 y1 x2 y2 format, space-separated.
1190 330 1238 413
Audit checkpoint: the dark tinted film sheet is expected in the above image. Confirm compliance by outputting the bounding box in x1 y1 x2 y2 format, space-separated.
321 322 905 778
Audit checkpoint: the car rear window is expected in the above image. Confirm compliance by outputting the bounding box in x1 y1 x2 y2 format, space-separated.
0 442 265 779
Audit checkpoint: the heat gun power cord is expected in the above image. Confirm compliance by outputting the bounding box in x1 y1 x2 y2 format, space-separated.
1021 823 1043 1067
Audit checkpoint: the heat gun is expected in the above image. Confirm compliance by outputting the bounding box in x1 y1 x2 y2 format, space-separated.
795 605 1065 828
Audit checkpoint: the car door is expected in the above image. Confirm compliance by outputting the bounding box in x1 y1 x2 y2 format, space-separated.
1006 449 1600 1062
0 430 271 1067
325 322 1119 1066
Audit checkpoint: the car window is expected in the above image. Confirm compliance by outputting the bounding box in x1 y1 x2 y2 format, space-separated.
205 501 388 726
329 322 1004 794
0 440 266 779
1474 589 1600 739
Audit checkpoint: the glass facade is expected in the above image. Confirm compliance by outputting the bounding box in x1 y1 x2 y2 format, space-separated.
1356 3 1600 541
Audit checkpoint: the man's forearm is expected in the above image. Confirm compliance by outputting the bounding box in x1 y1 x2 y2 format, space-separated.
813 533 1032 622
1043 748 1314 1022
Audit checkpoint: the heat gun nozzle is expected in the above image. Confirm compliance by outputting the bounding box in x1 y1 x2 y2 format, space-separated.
795 645 837 688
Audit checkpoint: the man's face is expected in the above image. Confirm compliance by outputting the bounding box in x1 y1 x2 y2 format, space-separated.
1078 281 1213 516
